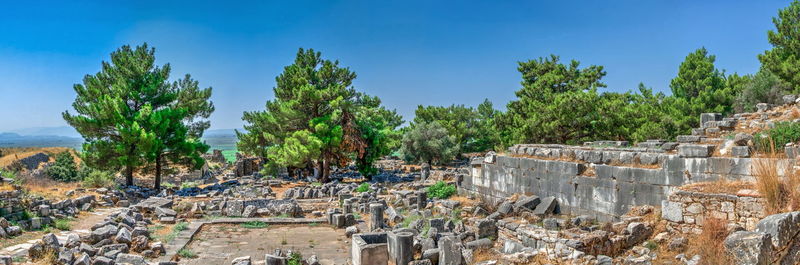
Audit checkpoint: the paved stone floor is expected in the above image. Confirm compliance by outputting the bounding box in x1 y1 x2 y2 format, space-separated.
181 224 351 265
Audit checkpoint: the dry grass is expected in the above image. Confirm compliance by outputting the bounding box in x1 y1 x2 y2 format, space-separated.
679 178 755 195
448 195 478 207
0 147 81 168
17 174 84 200
752 146 800 214
689 217 732 265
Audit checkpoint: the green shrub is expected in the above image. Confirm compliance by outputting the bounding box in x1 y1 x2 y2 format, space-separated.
427 181 456 199
356 183 370 193
45 151 78 182
177 248 197 258
174 222 189 231
82 169 114 188
287 252 303 265
162 182 176 189
754 121 800 152
54 218 72 230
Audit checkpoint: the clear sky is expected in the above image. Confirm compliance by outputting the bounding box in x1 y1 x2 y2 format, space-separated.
0 0 791 132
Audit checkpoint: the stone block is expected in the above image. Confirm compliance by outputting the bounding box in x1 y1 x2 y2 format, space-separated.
731 146 751 158
700 113 722 128
533 197 558 215
438 236 462 265
513 196 540 212
783 94 797 104
661 200 683 223
755 211 800 249
475 219 496 239
676 135 701 143
387 231 414 265
724 231 772 265
352 233 389 265
677 144 714 158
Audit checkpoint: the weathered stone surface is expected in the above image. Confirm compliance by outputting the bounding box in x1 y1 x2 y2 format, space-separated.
232 256 252 265
724 231 772 265
465 238 493 249
661 200 683 223
512 196 540 213
533 196 558 215
438 236 462 265
115 227 132 244
475 219 497 239
732 146 751 158
678 144 714 158
755 211 800 248
116 254 147 265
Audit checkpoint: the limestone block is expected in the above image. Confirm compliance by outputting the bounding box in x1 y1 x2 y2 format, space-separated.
724 231 771 265
677 144 714 158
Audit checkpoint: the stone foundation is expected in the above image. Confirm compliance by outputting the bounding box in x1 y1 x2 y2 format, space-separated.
662 190 766 233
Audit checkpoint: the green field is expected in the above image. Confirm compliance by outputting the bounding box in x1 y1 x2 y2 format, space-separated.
203 134 238 162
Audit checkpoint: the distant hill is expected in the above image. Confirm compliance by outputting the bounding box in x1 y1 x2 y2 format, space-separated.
10 126 81 138
0 132 83 149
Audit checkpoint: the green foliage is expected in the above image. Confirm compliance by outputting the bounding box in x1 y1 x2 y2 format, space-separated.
427 181 457 199
287 252 303 265
356 182 370 193
177 248 197 259
174 222 189 231
760 0 800 90
54 218 72 231
63 43 213 189
179 181 198 189
399 121 459 165
670 47 726 99
238 48 399 181
413 99 500 153
734 70 790 113
81 169 114 188
45 151 78 182
755 122 800 152
240 221 269 229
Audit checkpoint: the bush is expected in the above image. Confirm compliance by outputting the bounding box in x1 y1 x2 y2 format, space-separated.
427 181 456 199
356 183 370 193
82 169 114 188
754 121 800 152
287 252 303 265
45 151 78 182
54 218 72 230
177 248 197 259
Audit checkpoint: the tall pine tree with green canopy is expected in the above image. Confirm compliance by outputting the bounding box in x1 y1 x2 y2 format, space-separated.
63 43 213 189
668 47 735 133
760 0 800 90
498 55 606 146
239 48 397 182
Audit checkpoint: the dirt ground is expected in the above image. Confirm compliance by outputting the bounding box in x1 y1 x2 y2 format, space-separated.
181 224 350 265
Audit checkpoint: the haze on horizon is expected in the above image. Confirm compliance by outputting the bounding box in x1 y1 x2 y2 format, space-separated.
0 0 790 133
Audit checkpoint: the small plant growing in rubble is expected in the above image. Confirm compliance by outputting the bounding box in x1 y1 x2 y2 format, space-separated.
241 221 269 229
178 248 197 259
427 181 456 199
356 183 370 193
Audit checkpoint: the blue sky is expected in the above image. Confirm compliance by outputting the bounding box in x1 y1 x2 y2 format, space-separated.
0 0 791 132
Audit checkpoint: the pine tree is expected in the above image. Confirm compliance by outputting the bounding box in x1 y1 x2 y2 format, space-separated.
238 48 370 182
760 0 800 90
63 43 213 189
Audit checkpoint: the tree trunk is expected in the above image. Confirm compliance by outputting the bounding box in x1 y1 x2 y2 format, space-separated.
125 145 135 186
322 159 330 182
318 158 327 183
125 165 134 186
154 153 162 190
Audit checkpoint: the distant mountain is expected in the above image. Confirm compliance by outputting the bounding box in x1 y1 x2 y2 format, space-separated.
10 126 81 138
0 132 83 149
204 128 239 137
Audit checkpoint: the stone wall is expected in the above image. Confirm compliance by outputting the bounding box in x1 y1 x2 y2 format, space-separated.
460 144 791 221
662 190 766 233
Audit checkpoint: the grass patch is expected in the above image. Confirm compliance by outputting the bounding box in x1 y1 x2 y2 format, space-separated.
53 218 72 231
427 181 456 199
276 213 290 218
178 248 198 259
240 221 269 229
180 181 199 190
356 182 370 193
